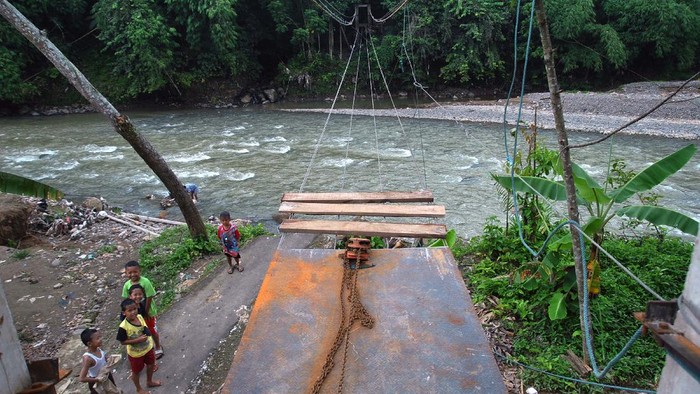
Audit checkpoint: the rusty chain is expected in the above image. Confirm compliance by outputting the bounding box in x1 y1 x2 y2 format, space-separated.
311 245 375 394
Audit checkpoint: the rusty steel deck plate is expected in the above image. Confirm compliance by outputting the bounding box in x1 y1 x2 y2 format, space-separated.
222 248 506 393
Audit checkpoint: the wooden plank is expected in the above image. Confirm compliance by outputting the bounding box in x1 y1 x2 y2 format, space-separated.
279 219 446 238
281 191 434 203
279 202 445 218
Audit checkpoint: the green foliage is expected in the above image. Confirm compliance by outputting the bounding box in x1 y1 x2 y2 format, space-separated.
92 0 178 98
96 244 117 255
12 249 30 260
0 171 64 199
466 222 693 391
138 222 268 311
4 0 700 103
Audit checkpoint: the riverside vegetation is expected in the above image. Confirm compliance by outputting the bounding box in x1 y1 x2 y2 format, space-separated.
2 1 700 111
455 135 697 391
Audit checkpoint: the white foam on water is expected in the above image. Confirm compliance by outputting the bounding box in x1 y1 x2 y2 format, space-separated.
233 126 246 130
163 123 185 128
12 155 39 163
219 148 250 154
263 145 290 154
320 158 354 167
128 173 157 183
82 173 100 179
381 148 412 158
273 125 284 129
222 171 255 181
83 154 125 161
83 144 118 153
238 139 260 147
36 173 58 180
55 160 80 170
177 169 220 178
442 174 464 183
579 163 603 176
166 153 211 163
262 136 287 142
457 155 480 168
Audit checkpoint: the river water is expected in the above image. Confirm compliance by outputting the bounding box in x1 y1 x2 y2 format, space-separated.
1 106 699 238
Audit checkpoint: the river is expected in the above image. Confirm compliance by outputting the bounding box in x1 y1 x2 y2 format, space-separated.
1 106 698 238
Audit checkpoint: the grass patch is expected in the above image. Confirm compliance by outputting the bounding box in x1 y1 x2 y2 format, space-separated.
458 228 693 392
96 244 117 255
12 249 30 260
138 223 270 312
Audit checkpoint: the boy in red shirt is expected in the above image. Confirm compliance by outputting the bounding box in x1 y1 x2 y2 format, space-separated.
217 211 243 274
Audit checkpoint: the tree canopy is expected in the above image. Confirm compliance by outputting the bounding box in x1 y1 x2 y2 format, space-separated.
1 0 699 105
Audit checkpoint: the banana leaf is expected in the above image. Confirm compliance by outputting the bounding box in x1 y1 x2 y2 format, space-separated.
616 205 699 236
548 292 567 320
554 157 610 205
492 174 568 201
613 144 696 203
0 171 64 199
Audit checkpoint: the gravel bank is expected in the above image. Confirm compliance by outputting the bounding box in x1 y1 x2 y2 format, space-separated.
285 81 700 140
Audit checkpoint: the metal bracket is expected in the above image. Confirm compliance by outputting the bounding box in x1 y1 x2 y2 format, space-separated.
635 300 700 381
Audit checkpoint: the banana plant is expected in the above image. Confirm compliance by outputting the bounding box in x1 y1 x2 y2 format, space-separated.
0 171 64 199
494 144 698 318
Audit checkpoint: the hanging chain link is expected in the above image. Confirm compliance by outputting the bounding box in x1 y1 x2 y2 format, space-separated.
311 242 375 394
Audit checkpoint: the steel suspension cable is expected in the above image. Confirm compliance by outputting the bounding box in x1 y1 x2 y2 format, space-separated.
367 30 427 190
364 32 383 191
370 0 411 23
299 32 360 192
340 40 363 192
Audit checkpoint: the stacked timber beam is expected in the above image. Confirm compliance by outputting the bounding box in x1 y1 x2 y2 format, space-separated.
278 191 447 239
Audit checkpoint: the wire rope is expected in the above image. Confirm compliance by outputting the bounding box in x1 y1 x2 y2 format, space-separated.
367 29 426 190
340 38 363 192
364 31 383 191
400 7 476 145
299 32 360 192
502 0 523 164
370 0 411 24
494 353 657 393
500 0 670 381
310 0 356 26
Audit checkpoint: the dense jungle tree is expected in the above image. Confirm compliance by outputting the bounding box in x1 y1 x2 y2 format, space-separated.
1 0 700 106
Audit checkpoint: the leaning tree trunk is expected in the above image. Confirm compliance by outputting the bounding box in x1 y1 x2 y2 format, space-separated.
0 0 207 239
534 0 591 363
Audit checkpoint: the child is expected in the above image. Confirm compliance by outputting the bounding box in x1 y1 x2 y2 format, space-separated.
79 328 117 393
120 284 147 320
122 261 163 359
218 211 243 274
117 299 161 393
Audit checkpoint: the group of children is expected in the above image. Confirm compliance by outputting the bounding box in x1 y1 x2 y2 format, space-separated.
78 211 243 393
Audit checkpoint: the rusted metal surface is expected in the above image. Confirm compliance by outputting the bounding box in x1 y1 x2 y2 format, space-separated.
635 300 700 380
222 248 506 393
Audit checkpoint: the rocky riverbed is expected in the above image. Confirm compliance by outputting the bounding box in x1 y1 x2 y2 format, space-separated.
287 80 700 140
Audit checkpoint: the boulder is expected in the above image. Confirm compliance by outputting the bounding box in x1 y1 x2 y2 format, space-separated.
82 197 106 211
0 193 33 245
263 88 277 103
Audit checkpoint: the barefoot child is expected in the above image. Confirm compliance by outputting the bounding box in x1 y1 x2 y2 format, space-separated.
218 211 243 274
122 261 163 359
79 328 117 393
117 299 161 393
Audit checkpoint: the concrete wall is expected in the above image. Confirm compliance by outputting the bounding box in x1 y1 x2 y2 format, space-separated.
658 235 700 393
0 280 31 393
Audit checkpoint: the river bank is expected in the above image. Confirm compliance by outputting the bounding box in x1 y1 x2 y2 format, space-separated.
286 80 700 140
